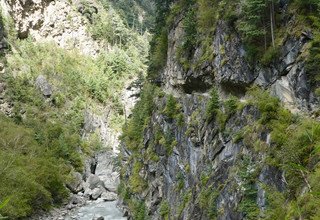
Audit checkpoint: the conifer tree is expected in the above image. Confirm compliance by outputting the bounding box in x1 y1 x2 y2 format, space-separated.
239 0 266 43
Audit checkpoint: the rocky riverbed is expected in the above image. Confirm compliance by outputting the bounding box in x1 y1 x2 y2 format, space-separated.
30 150 126 220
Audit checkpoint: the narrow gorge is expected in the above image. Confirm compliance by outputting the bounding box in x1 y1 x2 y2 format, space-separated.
1 0 320 220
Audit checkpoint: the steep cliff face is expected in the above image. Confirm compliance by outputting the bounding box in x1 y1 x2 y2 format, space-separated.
120 1 320 220
163 16 314 111
1 0 103 56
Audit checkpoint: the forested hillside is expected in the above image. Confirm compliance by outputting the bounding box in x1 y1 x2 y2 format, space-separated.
0 0 153 218
120 0 320 219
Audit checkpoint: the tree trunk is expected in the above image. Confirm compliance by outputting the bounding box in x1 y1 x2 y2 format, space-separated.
270 0 275 48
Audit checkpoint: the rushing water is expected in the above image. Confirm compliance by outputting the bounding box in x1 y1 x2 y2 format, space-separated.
65 200 126 220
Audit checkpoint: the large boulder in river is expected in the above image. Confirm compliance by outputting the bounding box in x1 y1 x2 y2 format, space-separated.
86 174 104 189
91 186 105 200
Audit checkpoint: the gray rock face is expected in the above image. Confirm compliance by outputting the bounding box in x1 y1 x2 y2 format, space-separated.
122 93 266 219
121 14 318 220
83 111 101 133
213 21 255 86
95 152 120 192
3 0 102 56
161 13 316 110
35 75 52 97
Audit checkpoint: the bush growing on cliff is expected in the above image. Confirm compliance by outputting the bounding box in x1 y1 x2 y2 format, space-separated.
206 88 220 120
159 200 170 220
129 199 147 220
163 94 181 120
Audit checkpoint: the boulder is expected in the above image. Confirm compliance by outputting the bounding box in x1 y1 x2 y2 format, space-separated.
69 194 85 205
87 174 104 189
91 187 104 200
101 191 117 201
66 172 83 193
35 75 52 97
92 217 104 220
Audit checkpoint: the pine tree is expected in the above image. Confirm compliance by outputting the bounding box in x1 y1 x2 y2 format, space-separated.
239 0 266 43
238 0 279 60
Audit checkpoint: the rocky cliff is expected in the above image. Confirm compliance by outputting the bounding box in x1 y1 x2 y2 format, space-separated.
120 1 320 219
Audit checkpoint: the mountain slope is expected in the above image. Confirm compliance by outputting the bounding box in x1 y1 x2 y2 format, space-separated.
120 1 320 219
0 0 153 218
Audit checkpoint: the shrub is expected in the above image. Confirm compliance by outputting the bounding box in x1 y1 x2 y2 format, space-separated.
206 88 220 120
159 200 170 220
128 161 147 193
129 199 147 220
224 96 239 116
196 0 218 34
0 115 68 218
163 94 180 120
260 46 280 66
248 87 280 125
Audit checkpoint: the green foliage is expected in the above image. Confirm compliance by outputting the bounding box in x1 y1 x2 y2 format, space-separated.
173 0 198 69
198 185 219 219
178 4 197 63
263 187 287 220
0 198 10 219
306 33 320 87
148 30 168 79
159 200 170 220
260 46 280 66
237 0 280 63
196 0 218 34
238 0 266 42
224 96 238 115
7 40 108 103
177 190 192 217
242 88 320 219
0 115 68 218
248 87 280 125
237 156 260 220
129 199 147 220
106 0 155 32
294 0 320 13
122 83 155 151
89 10 113 42
163 94 181 120
206 88 220 120
129 161 147 193
237 0 267 62
176 172 185 192
147 0 172 80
